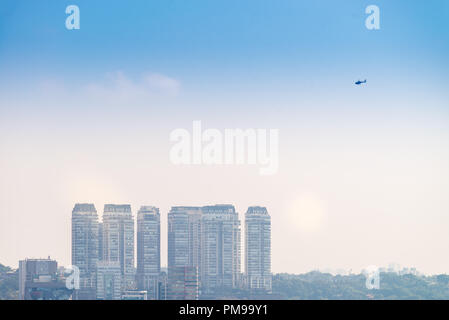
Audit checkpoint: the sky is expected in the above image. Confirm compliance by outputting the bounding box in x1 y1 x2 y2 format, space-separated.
1 0 449 274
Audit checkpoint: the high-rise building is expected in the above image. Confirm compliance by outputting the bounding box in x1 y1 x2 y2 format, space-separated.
168 206 202 269
167 206 202 299
245 206 272 292
19 258 72 300
136 206 160 299
168 207 189 269
102 204 135 290
201 204 241 292
96 262 121 300
71 203 99 299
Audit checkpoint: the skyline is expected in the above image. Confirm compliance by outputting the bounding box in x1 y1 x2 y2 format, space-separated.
71 202 270 299
1 0 449 275
4 200 443 276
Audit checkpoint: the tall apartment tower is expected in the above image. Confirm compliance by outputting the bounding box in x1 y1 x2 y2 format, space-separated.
201 204 241 292
167 207 202 269
102 204 135 290
136 206 160 299
245 206 272 292
71 203 99 299
167 206 202 299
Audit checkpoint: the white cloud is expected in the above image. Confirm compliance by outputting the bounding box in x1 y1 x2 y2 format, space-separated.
143 73 180 94
85 71 181 102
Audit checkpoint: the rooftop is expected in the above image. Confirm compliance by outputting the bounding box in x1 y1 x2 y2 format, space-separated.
246 206 269 215
104 204 132 213
72 203 97 213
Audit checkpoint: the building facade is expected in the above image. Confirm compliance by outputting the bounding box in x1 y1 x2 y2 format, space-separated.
96 262 122 300
19 258 72 300
71 203 99 299
245 206 272 292
102 204 135 290
98 222 103 262
167 266 199 300
201 204 241 292
157 271 168 300
136 206 160 299
167 206 202 299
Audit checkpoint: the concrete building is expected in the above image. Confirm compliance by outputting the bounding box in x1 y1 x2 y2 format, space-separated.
19 258 72 300
201 204 241 292
102 204 135 290
167 206 202 299
98 222 103 262
96 262 121 300
136 206 160 299
245 206 272 292
168 206 202 269
187 208 202 273
167 266 199 300
168 207 190 269
71 203 99 299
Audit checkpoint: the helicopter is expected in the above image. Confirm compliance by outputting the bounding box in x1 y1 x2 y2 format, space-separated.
355 79 367 85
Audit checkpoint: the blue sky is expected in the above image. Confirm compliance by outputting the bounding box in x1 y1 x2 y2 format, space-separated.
1 0 448 129
1 1 449 273
0 0 448 94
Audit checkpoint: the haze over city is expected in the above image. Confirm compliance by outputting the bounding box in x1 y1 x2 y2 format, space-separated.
1 0 449 276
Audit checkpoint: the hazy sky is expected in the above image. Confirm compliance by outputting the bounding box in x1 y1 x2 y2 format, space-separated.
1 0 449 274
